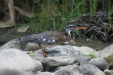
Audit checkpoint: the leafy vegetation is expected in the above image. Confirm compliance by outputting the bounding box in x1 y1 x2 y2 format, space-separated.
0 0 113 41
15 0 113 32
86 50 97 59
28 51 35 56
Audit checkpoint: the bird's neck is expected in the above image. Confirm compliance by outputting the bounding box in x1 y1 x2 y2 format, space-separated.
63 30 71 42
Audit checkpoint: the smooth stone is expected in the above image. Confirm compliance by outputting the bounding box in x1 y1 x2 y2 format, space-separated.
89 58 109 70
0 48 42 75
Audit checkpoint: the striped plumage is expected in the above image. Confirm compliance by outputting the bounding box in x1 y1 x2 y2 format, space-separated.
18 24 86 57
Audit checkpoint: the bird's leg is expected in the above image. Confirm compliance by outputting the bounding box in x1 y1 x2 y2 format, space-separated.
38 44 48 57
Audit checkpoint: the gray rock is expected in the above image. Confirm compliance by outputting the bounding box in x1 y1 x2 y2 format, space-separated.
89 58 109 70
0 48 43 75
72 46 97 55
80 58 90 65
79 64 105 75
72 46 97 57
55 64 83 75
34 45 79 57
34 56 77 70
25 43 39 51
37 71 55 75
0 70 31 75
97 44 113 58
0 39 39 51
0 39 21 50
104 69 113 75
45 45 78 56
33 45 85 63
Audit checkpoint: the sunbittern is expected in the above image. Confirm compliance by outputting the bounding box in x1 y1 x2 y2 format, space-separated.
17 24 87 57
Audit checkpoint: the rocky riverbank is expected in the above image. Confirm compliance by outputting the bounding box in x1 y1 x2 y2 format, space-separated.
0 40 113 75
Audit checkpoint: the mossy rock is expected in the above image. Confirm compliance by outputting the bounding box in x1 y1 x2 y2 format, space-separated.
105 55 113 69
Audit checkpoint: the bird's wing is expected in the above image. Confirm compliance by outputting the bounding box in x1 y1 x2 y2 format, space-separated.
34 36 57 45
18 34 57 45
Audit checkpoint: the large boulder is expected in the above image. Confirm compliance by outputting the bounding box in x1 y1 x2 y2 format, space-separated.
34 56 77 71
33 45 85 63
0 48 43 75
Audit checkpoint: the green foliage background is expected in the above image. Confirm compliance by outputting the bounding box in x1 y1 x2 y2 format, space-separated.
1 0 113 38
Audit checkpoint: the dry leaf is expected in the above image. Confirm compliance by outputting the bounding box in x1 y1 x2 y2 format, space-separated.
17 26 29 32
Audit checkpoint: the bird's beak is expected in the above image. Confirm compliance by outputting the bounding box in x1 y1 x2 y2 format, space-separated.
75 27 87 29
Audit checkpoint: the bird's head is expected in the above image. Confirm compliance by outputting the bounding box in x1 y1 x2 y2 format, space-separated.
64 24 87 34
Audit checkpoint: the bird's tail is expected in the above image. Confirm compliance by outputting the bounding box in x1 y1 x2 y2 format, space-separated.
16 35 33 42
13 39 21 41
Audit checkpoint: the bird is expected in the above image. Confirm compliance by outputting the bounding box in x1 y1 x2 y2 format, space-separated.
17 24 87 57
